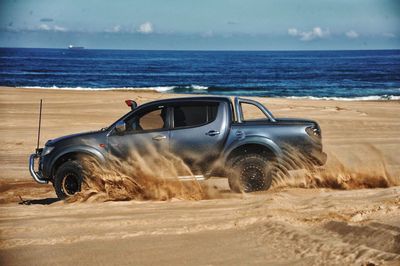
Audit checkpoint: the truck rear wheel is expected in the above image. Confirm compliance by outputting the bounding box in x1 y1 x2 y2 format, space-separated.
228 154 275 193
54 160 84 199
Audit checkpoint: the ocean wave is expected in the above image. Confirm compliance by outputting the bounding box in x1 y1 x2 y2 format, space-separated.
21 86 152 91
190 85 208 90
148 86 175 92
20 86 174 92
19 85 209 92
15 86 400 100
284 95 400 101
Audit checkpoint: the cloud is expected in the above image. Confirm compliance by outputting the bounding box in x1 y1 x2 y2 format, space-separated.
382 32 396 38
288 27 330 41
346 30 359 39
137 22 153 34
40 18 54 22
105 25 122 33
38 23 67 32
201 30 214 38
53 25 67 32
288 28 298 36
38 24 51 31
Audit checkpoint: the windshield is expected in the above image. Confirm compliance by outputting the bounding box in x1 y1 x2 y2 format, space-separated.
104 110 134 132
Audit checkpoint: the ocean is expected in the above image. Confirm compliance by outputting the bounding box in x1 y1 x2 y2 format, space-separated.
0 48 399 100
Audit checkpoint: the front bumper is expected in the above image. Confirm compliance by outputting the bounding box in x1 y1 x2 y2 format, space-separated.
311 151 327 166
29 153 48 184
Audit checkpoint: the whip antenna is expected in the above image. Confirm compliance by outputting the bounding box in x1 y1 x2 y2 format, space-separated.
36 99 43 151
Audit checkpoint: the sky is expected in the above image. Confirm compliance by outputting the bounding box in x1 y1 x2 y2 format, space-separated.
0 0 399 50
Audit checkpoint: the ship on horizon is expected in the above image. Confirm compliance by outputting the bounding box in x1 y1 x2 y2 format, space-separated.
68 45 84 50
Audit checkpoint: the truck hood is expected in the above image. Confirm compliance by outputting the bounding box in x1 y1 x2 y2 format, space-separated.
45 130 104 146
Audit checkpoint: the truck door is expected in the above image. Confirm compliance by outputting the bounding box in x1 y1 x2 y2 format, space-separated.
169 101 230 173
107 104 170 159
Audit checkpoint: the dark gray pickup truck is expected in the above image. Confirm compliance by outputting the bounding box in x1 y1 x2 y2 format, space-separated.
30 96 326 199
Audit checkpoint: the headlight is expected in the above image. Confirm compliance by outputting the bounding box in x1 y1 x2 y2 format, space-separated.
42 146 54 156
305 126 321 138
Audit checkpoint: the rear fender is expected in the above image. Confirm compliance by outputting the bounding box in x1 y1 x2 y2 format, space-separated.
223 136 283 165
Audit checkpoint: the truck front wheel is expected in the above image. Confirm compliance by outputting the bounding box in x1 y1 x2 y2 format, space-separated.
54 160 84 199
228 154 276 193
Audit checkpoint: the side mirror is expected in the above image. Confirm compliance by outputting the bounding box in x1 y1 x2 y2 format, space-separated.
115 121 126 133
125 100 138 110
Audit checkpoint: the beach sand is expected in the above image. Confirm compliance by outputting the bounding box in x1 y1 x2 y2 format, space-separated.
0 87 399 265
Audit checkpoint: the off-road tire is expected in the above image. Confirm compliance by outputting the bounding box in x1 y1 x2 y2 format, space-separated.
228 154 276 193
54 160 84 199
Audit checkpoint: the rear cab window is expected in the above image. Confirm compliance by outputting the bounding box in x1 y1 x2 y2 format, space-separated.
173 103 218 128
240 102 268 122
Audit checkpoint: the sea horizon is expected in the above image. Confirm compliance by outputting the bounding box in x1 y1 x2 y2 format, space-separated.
1 47 399 100
1 46 400 52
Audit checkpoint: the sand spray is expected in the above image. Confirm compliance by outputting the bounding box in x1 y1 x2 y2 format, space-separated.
68 141 399 202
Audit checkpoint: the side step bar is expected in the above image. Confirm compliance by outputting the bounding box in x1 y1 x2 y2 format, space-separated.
177 175 205 181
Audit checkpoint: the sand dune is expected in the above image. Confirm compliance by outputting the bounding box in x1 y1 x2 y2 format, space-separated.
0 87 399 265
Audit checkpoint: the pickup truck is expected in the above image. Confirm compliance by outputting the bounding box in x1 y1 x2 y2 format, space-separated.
29 96 327 199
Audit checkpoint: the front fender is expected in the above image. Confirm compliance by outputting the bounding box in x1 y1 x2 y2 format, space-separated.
47 145 106 177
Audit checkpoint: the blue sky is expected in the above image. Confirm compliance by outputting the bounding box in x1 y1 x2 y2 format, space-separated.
0 0 399 50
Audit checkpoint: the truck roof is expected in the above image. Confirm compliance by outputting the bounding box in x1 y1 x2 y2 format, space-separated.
139 95 233 108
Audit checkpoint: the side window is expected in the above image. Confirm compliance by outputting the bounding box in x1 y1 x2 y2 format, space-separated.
125 106 167 132
139 108 166 130
240 102 267 121
173 104 218 128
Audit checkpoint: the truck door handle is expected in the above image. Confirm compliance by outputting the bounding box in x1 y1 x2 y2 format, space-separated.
206 130 220 136
152 135 166 141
